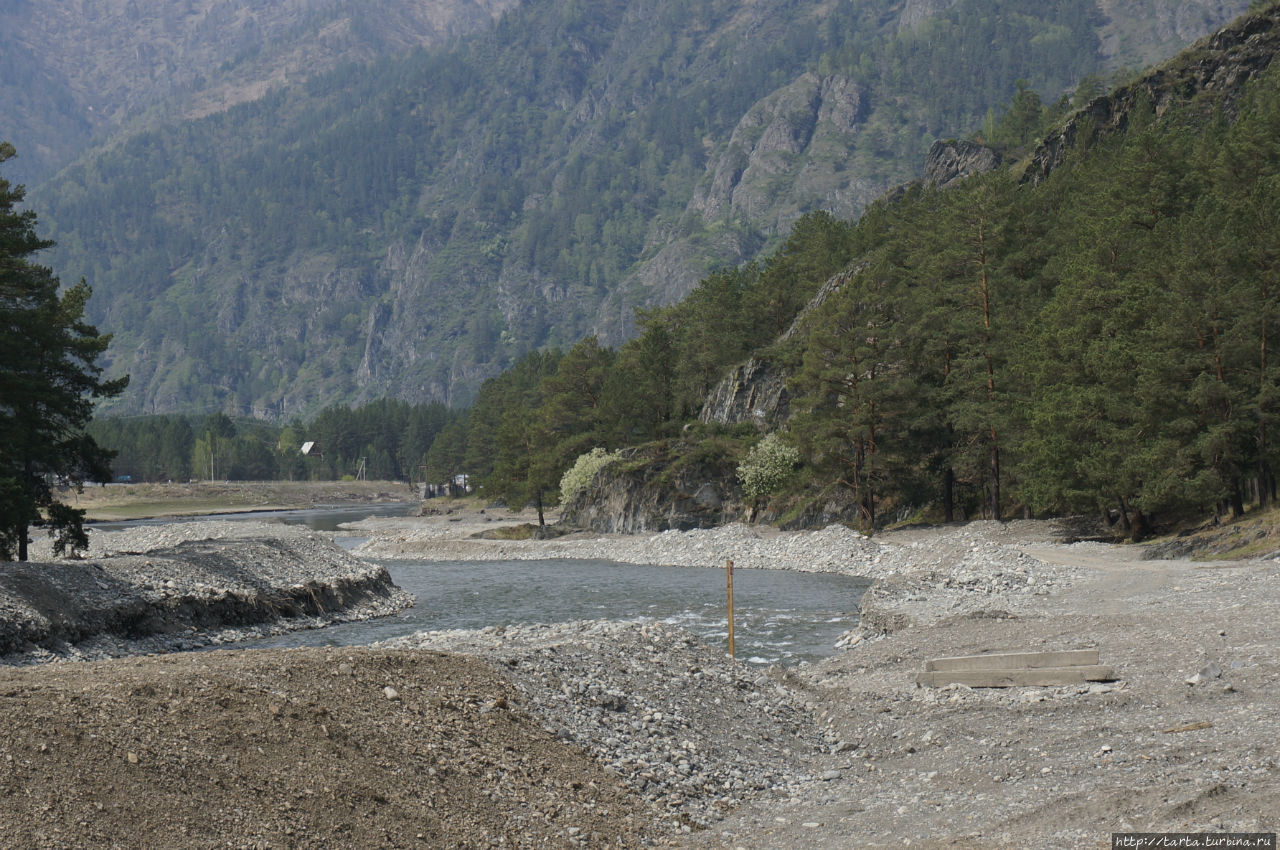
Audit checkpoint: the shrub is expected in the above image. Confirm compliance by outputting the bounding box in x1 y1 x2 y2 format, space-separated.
559 448 621 502
737 432 800 501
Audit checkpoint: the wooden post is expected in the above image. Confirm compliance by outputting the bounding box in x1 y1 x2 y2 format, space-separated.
726 559 735 658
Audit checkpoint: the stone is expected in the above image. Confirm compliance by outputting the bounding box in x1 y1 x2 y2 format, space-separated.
923 139 1001 188
1185 661 1223 686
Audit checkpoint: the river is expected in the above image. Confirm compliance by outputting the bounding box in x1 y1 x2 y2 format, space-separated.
236 556 868 665
109 504 870 665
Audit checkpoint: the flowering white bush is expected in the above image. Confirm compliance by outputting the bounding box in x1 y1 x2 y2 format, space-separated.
736 432 800 500
559 447 621 502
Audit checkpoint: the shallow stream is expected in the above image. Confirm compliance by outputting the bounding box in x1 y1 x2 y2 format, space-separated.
234 557 869 665
106 505 869 665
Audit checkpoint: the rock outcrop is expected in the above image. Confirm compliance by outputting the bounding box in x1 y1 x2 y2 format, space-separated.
559 444 743 534
687 73 874 235
923 139 1001 188
1027 7 1280 184
697 357 792 429
698 264 860 428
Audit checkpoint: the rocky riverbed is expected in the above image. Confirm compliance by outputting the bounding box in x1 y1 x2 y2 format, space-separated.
1 521 412 664
352 509 1280 845
378 620 833 832
2 509 1278 847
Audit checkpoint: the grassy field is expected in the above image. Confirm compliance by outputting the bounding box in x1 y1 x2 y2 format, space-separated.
60 480 417 521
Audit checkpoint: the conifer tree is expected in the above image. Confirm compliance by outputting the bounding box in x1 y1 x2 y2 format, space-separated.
0 143 127 560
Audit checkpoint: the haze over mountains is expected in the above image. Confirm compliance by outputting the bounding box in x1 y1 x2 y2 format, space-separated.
0 0 1250 419
0 0 519 184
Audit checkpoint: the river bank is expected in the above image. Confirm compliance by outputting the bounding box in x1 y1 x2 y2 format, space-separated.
1 521 412 665
355 509 1280 845
61 479 414 521
2 510 1277 846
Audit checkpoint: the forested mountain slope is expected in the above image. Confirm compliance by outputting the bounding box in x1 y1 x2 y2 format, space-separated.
22 0 1248 418
777 14 1280 531
0 0 517 185
509 3 1280 534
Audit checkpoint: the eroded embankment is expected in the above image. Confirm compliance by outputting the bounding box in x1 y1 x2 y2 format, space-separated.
0 524 412 664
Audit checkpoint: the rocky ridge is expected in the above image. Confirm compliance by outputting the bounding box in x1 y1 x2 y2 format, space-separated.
687 72 873 236
1028 5 1280 184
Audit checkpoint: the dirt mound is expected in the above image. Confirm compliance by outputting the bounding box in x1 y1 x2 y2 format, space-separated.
0 648 656 849
1 528 411 663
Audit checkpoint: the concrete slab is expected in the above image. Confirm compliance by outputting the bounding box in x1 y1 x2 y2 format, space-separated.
923 649 1100 672
916 665 1116 688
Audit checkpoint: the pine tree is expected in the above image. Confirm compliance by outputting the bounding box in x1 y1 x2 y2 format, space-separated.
0 143 127 560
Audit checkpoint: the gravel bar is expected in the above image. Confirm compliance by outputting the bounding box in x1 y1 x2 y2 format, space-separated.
1 521 412 665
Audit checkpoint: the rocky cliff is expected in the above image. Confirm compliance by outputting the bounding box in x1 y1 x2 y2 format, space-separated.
697 357 793 430
923 139 1002 188
1028 7 1280 184
687 73 875 238
559 443 744 534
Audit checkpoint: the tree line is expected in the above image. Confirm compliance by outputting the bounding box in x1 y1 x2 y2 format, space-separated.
423 63 1280 537
414 211 862 522
779 69 1280 534
87 400 462 484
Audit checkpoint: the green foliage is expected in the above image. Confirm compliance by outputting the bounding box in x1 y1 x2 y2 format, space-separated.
736 433 800 501
30 0 1129 416
559 448 621 503
781 63 1280 533
447 58 1277 535
88 400 463 484
87 415 194 481
0 143 127 560
424 207 854 507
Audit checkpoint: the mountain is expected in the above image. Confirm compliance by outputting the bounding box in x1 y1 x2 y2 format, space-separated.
0 0 518 185
517 4 1280 533
11 0 1249 418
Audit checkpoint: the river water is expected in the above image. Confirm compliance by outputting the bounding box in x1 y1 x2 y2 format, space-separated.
236 557 868 665
111 504 870 665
